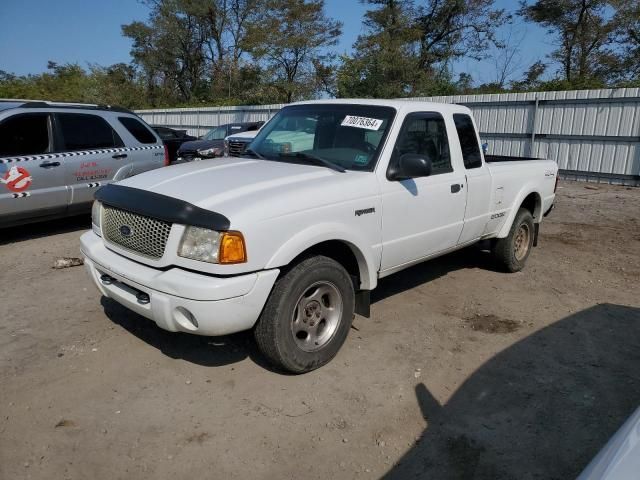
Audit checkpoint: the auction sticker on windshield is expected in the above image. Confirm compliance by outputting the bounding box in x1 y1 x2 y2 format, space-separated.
341 115 383 130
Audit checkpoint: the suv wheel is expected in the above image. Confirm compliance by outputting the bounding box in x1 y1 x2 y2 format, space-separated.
254 255 355 373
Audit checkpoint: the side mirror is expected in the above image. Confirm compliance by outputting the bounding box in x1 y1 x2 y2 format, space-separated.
388 153 432 180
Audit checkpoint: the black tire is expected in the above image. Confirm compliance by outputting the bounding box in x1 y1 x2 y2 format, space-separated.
254 255 355 374
493 208 535 273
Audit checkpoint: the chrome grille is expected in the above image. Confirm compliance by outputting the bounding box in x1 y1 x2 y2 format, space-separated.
228 140 249 157
102 205 172 259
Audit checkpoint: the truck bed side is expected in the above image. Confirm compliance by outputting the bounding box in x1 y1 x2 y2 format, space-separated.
483 159 558 238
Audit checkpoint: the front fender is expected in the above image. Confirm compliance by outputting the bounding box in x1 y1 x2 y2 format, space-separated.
264 222 379 290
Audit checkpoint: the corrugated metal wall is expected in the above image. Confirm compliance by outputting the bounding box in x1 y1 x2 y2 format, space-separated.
136 88 640 185
136 103 285 138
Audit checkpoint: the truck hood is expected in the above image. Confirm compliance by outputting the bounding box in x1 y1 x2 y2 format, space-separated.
116 157 373 225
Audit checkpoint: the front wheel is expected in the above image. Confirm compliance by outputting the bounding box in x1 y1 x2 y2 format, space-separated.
493 208 535 272
254 255 355 373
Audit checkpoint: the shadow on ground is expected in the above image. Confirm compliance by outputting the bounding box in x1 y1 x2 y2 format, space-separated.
383 303 640 480
100 297 276 371
0 214 90 245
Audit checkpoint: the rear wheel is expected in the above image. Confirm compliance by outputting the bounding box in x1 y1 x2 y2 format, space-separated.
493 208 535 272
254 255 355 373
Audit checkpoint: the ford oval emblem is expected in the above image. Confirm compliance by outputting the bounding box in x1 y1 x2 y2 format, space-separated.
119 225 133 237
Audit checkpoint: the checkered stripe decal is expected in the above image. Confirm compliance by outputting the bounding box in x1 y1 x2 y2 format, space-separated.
0 145 163 164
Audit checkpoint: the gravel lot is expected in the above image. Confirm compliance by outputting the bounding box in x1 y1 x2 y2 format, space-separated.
1 180 639 480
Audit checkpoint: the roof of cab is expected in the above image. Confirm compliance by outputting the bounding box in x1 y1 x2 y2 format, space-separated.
291 98 472 115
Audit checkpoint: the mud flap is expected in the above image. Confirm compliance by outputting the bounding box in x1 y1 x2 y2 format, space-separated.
355 290 370 318
533 223 540 247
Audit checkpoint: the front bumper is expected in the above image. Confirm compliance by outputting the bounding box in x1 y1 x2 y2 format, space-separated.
80 231 279 336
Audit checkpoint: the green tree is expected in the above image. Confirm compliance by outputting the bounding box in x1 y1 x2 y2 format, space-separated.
337 0 425 98
337 0 508 98
518 0 618 86
415 0 510 71
122 0 266 105
610 0 640 84
0 62 150 108
510 60 548 91
122 1 208 104
245 0 342 102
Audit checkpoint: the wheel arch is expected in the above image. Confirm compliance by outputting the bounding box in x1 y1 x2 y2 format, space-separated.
497 189 542 238
265 226 378 291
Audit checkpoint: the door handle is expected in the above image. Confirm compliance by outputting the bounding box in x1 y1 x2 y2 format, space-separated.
451 183 463 193
112 153 128 159
39 161 61 168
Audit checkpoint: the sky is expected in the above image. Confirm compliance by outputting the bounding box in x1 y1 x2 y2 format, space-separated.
0 0 554 87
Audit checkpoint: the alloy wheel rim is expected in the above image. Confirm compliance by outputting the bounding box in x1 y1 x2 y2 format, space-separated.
291 281 343 352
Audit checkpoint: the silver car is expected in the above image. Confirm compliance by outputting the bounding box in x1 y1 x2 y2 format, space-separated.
0 100 167 227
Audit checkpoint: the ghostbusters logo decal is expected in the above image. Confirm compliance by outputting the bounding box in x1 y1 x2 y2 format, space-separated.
1 166 32 193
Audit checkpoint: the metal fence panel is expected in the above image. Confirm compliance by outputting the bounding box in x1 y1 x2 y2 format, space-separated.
136 88 640 185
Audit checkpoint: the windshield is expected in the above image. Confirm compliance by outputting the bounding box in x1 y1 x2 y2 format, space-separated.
250 104 396 171
202 126 228 141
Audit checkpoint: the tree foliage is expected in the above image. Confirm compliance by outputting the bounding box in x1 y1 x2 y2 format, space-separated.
336 0 509 98
245 0 341 102
518 0 617 86
0 0 638 108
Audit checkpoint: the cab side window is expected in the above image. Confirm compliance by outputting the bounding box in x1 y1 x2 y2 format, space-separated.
453 114 482 169
0 114 50 157
57 113 124 151
393 113 452 175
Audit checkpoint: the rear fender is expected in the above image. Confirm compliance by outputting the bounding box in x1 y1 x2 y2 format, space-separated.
497 187 542 238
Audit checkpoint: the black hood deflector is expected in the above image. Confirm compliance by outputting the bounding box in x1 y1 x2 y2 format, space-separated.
95 184 231 231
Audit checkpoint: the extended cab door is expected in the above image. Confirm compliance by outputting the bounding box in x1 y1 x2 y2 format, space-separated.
54 112 128 211
379 112 467 272
0 112 68 223
452 113 493 245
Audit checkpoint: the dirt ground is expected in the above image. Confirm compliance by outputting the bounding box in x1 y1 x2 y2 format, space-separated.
1 180 639 480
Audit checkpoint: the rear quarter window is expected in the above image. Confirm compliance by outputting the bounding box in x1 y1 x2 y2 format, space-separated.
57 113 124 151
118 117 158 144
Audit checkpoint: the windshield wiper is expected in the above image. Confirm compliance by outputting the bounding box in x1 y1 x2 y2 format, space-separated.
278 152 346 173
243 148 265 159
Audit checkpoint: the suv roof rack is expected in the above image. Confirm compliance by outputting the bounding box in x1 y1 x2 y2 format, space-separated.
0 99 134 114
21 101 134 114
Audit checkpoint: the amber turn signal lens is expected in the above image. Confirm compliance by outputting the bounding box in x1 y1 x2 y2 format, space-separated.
218 231 247 264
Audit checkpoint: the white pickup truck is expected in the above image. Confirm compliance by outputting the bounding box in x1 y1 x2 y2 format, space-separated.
81 99 557 373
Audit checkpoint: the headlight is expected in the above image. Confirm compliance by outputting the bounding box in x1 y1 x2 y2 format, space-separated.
91 201 102 237
197 147 221 158
178 227 247 264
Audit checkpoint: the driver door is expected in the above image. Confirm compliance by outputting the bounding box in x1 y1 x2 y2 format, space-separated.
379 112 467 272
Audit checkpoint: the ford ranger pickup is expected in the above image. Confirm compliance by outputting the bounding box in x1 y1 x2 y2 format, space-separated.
80 99 557 373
